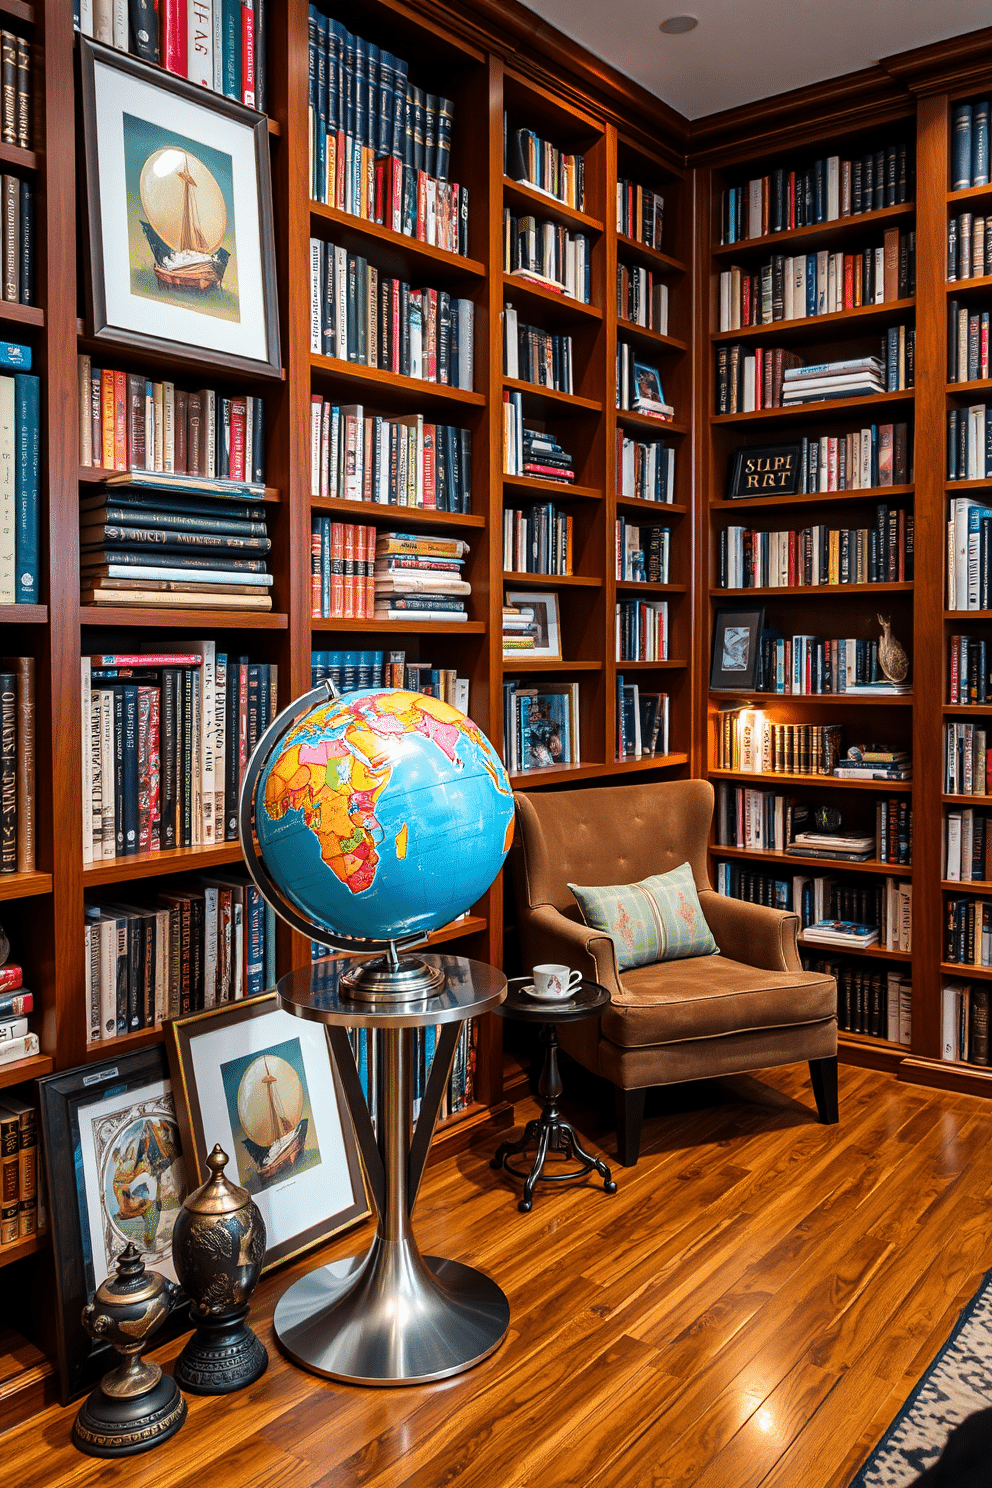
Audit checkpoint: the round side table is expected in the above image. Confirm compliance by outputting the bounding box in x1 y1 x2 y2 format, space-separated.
492 981 617 1212
273 952 509 1386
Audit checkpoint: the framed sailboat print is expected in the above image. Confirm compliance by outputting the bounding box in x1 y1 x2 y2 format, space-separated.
79 39 281 378
165 994 368 1271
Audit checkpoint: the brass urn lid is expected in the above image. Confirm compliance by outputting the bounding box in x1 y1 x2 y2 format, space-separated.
92 1242 166 1308
183 1144 250 1217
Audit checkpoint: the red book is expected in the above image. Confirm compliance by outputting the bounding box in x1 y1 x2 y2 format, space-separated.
390 278 401 372
844 255 854 310
148 684 161 850
788 170 796 229
0 965 23 993
422 424 436 509
362 524 375 619
343 524 355 619
241 0 256 108
137 686 153 853
162 0 188 76
229 397 246 481
330 523 344 617
311 521 322 618
950 637 960 703
113 369 127 471
238 662 249 786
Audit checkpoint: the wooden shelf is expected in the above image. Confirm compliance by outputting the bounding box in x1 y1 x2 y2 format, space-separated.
944 794 992 805
943 703 992 713
709 689 911 705
612 752 689 772
0 141 36 171
508 760 609 786
940 962 992 981
948 378 992 397
713 845 912 876
616 495 688 514
310 354 485 410
944 272 992 295
617 658 688 668
83 841 246 886
313 618 486 634
309 200 487 280
502 177 604 234
616 409 689 435
79 607 288 629
502 273 603 324
712 202 916 260
942 879 992 891
0 872 52 901
501 658 602 671
0 1055 52 1091
710 769 912 792
799 938 912 962
712 389 915 426
310 497 485 528
615 580 687 594
712 298 915 344
0 1 34 21
502 474 602 501
503 378 602 414
617 321 688 353
0 1233 47 1270
77 467 282 502
945 477 992 491
0 605 46 624
947 184 992 207
0 303 42 329
615 234 687 274
711 582 913 598
502 571 602 587
84 1026 166 1062
714 484 914 513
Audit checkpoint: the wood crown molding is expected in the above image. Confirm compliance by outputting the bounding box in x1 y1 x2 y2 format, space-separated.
882 27 992 97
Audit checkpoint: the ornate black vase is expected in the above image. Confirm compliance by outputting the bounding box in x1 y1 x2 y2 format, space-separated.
171 1143 268 1394
73 1243 186 1457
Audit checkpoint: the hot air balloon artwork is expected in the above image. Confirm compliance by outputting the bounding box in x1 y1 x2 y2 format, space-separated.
220 1038 322 1195
138 146 231 294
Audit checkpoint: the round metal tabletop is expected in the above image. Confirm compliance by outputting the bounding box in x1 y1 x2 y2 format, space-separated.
496 979 610 1023
276 953 507 1029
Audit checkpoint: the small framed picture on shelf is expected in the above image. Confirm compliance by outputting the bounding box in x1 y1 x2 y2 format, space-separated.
505 589 561 660
166 993 368 1273
78 38 281 378
727 443 803 499
37 1046 192 1403
711 606 765 691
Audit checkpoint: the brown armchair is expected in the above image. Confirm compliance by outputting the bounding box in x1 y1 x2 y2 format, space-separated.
511 779 838 1165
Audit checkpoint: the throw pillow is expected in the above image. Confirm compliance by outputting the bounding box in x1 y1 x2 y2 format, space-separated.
568 862 718 972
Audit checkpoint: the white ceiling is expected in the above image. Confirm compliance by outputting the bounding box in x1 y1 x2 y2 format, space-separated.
518 0 992 120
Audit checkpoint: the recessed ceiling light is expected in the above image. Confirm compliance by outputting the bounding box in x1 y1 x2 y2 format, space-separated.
660 14 698 33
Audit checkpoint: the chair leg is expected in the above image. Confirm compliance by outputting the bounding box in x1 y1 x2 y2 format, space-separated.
809 1057 839 1124
615 1087 646 1166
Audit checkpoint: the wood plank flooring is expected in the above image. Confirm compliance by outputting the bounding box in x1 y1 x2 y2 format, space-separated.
6 1061 992 1487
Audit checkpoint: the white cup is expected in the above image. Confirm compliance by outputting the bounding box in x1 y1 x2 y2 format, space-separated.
532 964 582 999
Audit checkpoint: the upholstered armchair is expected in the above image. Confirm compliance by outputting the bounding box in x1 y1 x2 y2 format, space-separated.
511 779 839 1165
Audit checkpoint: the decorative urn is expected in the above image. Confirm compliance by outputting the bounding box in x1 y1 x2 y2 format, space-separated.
171 1143 268 1394
73 1242 186 1457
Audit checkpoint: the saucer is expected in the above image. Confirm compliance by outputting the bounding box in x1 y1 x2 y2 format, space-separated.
520 983 574 1002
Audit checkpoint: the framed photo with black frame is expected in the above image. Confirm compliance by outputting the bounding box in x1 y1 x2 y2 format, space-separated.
710 606 765 691
78 38 281 378
166 992 368 1273
38 1046 191 1403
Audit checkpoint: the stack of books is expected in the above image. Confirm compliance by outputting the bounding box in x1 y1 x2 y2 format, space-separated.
833 747 912 782
501 393 575 482
503 211 591 303
617 347 673 419
802 920 880 949
0 964 36 1073
374 532 470 622
786 831 874 862
80 473 273 611
781 357 885 405
0 1093 42 1248
503 681 580 771
503 604 537 654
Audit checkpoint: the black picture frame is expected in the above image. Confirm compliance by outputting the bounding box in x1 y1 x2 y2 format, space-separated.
38 1046 192 1404
727 443 803 499
78 38 281 379
710 606 765 690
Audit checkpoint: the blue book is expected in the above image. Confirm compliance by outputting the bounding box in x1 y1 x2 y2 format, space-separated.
805 255 816 317
953 103 974 191
366 44 379 154
308 7 318 195
0 343 29 370
391 54 408 161
975 100 990 188
265 903 276 990
315 13 328 204
14 374 38 606
320 514 330 616
245 884 265 999
377 51 395 159
222 0 241 102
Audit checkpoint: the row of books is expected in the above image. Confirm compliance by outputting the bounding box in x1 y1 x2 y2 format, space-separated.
503 308 574 393
615 520 669 584
946 214 992 282
0 966 34 1071
715 784 911 865
80 646 276 862
716 230 915 331
947 494 992 609
505 124 584 211
0 372 37 605
944 722 992 797
374 531 470 624
502 397 574 483
85 878 277 1042
726 426 911 499
503 211 592 304
616 180 664 248
311 650 469 709
503 505 573 576
717 343 912 416
718 508 913 589
941 981 990 1066
308 400 472 513
502 602 539 657
616 678 670 760
947 406 992 483
80 474 272 612
719 144 912 244
944 900 992 969
616 433 676 504
616 600 669 663
327 1017 479 1120
0 31 31 150
308 239 474 388
951 101 991 191
617 265 669 335
945 808 992 883
0 1092 42 1247
310 519 375 620
617 348 671 419
0 177 33 308
948 303 991 383
716 710 846 777
803 957 912 1044
78 359 265 483
949 634 992 704
716 865 912 951
749 632 909 697
76 0 267 110
502 681 580 772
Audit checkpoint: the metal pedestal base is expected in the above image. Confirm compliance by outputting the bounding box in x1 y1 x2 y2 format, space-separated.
274 1237 509 1385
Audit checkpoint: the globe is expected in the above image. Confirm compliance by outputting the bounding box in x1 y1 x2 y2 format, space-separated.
252 688 515 944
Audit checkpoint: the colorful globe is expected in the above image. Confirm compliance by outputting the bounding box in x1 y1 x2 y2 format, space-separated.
253 688 515 944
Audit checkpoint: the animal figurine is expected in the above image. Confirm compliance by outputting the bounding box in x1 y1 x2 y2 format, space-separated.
877 615 909 683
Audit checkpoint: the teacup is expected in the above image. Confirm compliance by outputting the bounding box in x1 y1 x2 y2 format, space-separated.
532 964 582 999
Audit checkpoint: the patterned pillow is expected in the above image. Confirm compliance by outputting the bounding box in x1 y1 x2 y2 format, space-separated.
567 862 718 972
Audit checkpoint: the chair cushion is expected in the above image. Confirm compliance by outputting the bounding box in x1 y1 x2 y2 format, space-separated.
600 955 837 1048
567 862 718 971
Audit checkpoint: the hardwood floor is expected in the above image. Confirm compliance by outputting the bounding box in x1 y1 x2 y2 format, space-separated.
7 1061 992 1487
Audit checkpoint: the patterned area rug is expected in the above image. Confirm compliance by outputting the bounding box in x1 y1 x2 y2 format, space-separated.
850 1269 992 1485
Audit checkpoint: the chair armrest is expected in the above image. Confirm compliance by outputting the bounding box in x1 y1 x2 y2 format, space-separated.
522 905 622 995
698 890 802 973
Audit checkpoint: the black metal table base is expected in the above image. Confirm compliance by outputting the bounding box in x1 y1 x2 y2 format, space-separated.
491 1020 617 1212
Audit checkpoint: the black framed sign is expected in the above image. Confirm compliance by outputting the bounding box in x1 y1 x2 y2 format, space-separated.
710 606 766 690
79 38 281 378
727 444 803 499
